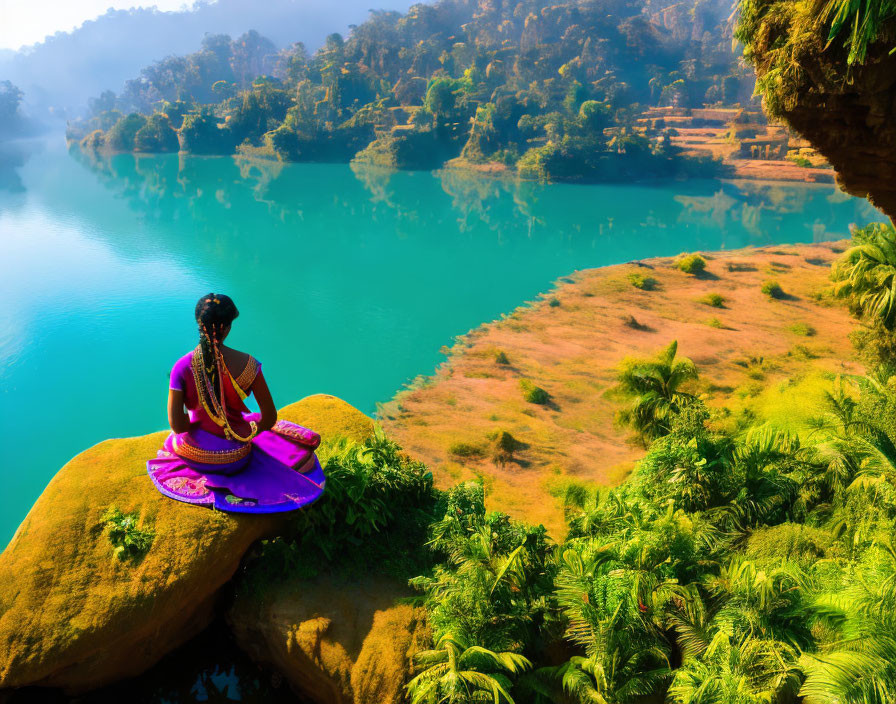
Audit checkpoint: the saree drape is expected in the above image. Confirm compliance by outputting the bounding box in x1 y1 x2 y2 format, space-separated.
146 349 325 513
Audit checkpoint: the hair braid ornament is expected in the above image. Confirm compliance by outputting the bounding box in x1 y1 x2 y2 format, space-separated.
193 321 258 443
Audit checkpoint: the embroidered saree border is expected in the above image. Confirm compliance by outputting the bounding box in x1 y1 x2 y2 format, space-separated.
272 420 320 446
171 435 252 464
234 356 259 392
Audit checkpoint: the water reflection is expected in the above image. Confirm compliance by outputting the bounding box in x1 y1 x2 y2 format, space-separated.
0 140 43 195
70 148 879 259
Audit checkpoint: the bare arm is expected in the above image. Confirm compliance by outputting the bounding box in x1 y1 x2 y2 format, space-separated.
167 388 194 434
252 374 277 433
252 372 278 433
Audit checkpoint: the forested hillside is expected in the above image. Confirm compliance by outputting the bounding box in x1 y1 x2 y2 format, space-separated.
69 0 754 181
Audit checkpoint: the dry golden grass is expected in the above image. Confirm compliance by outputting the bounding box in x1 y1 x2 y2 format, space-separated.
381 241 860 537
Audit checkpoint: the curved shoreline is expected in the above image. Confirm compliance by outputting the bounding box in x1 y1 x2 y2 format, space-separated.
379 240 860 536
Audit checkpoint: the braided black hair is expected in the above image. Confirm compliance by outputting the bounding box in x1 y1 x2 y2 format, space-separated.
195 293 239 403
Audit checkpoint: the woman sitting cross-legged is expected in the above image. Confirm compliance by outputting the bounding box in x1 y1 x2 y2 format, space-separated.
146 293 325 512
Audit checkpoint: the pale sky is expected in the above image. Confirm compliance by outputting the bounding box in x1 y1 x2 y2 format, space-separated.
0 0 199 50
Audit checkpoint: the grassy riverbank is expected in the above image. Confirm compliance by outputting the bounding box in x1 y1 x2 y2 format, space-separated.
381 240 859 535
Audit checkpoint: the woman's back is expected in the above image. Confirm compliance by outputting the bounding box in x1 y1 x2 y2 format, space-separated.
148 291 325 513
170 345 261 439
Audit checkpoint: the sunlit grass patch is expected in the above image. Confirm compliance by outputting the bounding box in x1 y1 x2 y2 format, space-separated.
463 370 497 378
448 441 486 459
729 370 836 437
788 322 816 336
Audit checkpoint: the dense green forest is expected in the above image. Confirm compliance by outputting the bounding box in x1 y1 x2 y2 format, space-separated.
237 220 896 704
67 0 750 181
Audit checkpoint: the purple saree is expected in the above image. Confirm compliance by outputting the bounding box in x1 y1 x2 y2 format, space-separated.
146 350 325 513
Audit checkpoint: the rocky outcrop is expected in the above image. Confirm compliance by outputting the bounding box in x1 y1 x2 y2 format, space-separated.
230 397 430 704
739 5 896 220
0 393 375 694
0 431 283 693
228 577 429 704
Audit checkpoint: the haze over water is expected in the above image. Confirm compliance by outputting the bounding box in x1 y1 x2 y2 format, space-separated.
0 139 879 545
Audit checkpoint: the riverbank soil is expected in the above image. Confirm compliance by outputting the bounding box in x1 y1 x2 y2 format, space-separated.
380 241 860 536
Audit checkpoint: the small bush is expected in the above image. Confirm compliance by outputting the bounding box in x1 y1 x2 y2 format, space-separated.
102 507 154 562
448 441 485 458
490 430 521 464
623 315 650 331
520 379 550 405
788 322 816 336
675 253 707 275
706 317 724 328
699 292 726 308
494 350 510 365
627 272 658 290
727 262 756 272
548 297 561 307
761 280 785 299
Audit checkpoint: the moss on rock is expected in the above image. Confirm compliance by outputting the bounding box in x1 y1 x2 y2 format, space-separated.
279 394 375 444
0 431 283 692
0 394 374 693
737 1 896 219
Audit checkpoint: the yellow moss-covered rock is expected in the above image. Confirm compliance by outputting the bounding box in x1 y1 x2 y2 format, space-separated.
279 394 376 444
0 431 284 692
228 576 429 704
0 394 371 693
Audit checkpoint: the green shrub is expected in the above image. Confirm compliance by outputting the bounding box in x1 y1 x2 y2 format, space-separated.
788 322 816 336
448 441 485 458
761 280 785 299
102 507 154 561
494 350 510 365
628 272 658 290
706 317 724 328
490 430 521 464
548 297 561 307
295 432 436 551
699 292 726 308
520 379 550 404
675 253 707 275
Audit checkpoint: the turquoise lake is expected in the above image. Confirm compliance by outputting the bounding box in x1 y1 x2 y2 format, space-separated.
0 139 880 546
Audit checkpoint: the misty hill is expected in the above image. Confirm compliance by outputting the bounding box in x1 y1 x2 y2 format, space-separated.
0 0 419 118
72 0 750 182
